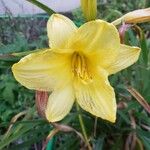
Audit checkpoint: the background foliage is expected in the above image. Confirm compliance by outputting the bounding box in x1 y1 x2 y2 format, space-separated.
0 0 150 150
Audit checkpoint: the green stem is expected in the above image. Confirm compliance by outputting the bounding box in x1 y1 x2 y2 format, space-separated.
26 0 55 15
76 103 92 150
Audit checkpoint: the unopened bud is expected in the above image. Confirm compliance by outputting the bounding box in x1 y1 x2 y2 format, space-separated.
119 23 132 44
112 8 150 25
35 91 49 117
81 0 97 21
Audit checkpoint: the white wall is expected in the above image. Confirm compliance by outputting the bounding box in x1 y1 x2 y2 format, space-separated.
0 0 81 15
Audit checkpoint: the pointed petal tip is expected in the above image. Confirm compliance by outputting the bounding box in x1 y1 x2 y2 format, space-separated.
132 46 141 51
45 85 75 123
107 44 141 75
108 115 116 123
131 46 141 60
91 111 116 123
51 13 65 18
100 113 116 123
47 13 77 49
49 13 64 21
46 115 61 123
130 46 141 61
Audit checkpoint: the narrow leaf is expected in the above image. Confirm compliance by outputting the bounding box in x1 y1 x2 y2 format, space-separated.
127 87 150 114
27 0 55 15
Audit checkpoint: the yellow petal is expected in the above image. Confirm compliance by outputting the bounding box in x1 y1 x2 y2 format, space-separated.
12 49 71 91
45 84 75 122
74 68 116 123
112 8 150 25
106 44 141 75
67 20 120 67
47 14 77 49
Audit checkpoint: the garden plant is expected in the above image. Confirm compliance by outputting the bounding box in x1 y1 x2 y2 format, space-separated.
0 0 150 150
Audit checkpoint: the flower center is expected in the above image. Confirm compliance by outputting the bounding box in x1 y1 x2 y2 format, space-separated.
71 52 92 83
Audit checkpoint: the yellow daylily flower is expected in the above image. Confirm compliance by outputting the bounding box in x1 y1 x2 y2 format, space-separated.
12 14 141 123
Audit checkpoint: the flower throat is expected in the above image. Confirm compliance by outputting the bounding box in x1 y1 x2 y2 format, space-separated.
71 52 92 83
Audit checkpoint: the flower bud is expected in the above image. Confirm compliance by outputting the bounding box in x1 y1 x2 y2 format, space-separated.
112 8 150 25
35 91 49 117
119 23 131 44
81 0 97 21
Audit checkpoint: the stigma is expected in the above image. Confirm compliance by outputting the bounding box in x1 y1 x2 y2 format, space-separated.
71 52 92 83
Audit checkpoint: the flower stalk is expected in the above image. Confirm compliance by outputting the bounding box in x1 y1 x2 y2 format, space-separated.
76 103 92 150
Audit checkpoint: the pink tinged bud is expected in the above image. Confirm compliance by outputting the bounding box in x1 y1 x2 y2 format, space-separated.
119 23 132 44
35 91 49 117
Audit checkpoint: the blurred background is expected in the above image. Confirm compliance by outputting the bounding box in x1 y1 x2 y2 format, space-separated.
0 0 80 15
0 0 150 150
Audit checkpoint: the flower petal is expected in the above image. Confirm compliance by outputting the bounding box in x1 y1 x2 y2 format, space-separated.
106 44 141 75
45 84 75 122
67 20 120 67
47 14 77 49
12 49 71 91
74 68 116 123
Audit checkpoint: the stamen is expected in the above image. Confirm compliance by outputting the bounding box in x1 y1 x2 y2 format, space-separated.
71 52 92 83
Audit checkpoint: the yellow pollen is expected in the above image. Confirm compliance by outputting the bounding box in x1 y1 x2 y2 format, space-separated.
71 52 92 83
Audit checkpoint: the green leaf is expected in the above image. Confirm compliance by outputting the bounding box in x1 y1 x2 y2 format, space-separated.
140 31 149 66
2 82 16 105
94 136 105 150
6 125 50 150
0 121 44 149
137 129 150 150
26 0 55 16
117 110 130 124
